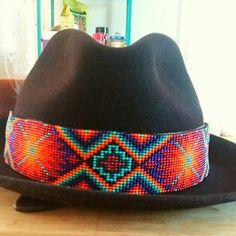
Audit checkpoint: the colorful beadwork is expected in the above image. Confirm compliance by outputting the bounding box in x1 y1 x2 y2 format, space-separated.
4 113 210 195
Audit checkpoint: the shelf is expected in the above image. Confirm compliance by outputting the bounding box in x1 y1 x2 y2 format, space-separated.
36 0 132 56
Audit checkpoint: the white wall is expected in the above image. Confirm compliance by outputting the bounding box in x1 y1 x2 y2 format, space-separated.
0 0 37 78
178 0 236 135
131 0 181 43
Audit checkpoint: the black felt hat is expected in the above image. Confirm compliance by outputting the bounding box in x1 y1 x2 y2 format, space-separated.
0 29 235 212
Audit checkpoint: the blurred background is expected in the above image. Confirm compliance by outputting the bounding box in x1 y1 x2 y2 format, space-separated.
0 0 235 139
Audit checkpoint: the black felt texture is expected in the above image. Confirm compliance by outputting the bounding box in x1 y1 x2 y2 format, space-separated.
15 30 203 133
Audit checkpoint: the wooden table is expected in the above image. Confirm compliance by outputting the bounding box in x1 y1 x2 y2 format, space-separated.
0 188 235 236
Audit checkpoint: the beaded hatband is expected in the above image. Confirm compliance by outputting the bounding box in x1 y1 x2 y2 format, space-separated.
4 113 210 195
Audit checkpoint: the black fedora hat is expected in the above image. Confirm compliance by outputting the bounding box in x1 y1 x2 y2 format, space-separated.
0 29 236 211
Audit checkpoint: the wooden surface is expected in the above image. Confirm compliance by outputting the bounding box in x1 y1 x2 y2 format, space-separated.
0 188 235 236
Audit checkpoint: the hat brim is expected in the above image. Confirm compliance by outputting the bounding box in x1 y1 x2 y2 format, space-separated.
0 119 236 209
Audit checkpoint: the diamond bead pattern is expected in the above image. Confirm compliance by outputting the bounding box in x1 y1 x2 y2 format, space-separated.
4 114 210 195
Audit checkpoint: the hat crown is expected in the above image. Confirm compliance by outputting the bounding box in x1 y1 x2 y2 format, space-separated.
15 29 203 133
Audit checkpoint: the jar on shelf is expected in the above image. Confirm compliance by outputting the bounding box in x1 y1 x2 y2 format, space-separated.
109 33 127 48
93 27 109 45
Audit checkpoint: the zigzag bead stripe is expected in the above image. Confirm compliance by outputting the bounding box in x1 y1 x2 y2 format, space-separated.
4 113 210 195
